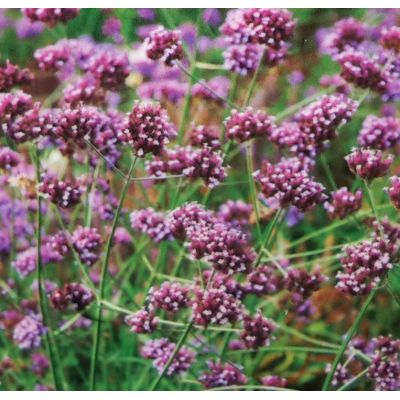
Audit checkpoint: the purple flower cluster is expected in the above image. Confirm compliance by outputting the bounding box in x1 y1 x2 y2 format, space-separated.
223 44 262 76
144 27 184 66
12 315 46 350
188 124 221 150
336 238 396 295
225 107 275 143
125 309 158 334
387 176 400 209
217 200 252 228
345 148 393 181
71 226 102 266
49 283 94 311
244 264 284 295
125 101 177 157
22 8 80 27
31 353 49 377
39 175 83 208
261 375 288 387
199 361 247 388
141 338 195 376
148 282 190 313
358 115 400 150
130 208 171 242
240 311 276 349
0 146 21 170
368 335 400 390
380 26 400 53
0 60 33 91
254 157 327 212
324 187 363 220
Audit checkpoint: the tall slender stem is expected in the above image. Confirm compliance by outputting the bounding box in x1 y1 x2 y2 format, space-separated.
33 145 65 391
89 156 137 390
322 288 377 390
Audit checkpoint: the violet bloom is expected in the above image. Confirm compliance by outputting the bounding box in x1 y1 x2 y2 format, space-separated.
217 200 252 228
324 187 363 220
358 115 400 150
15 17 44 39
130 208 171 242
125 309 158 334
141 338 195 376
49 283 94 311
201 270 245 300
244 264 285 296
338 50 389 93
144 27 184 66
31 353 49 377
202 9 221 27
0 147 21 170
368 335 400 390
0 91 33 123
39 175 83 208
0 60 33 92
148 281 191 314
22 8 80 27
387 176 400 209
12 247 37 278
199 361 247 388
13 315 46 350
254 157 327 212
192 287 244 326
124 101 177 157
326 363 351 387
241 311 276 349
380 26 400 53
345 148 393 181
223 44 262 76
137 9 155 21
261 375 288 388
336 238 395 295
83 50 130 90
225 107 275 143
137 79 188 104
102 16 123 44
62 76 105 106
320 74 350 95
71 226 102 266
188 124 221 150
34 42 71 72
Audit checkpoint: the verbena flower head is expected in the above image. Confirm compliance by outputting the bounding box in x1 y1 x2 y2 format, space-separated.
193 287 244 326
188 222 255 274
225 107 275 143
34 42 71 72
137 79 188 104
141 338 195 376
241 311 276 349
254 157 327 212
0 91 33 123
0 60 33 92
358 115 400 150
125 101 177 157
125 309 158 334
217 200 252 228
71 226 102 266
49 283 94 311
83 49 130 90
39 175 83 208
148 281 191 313
188 124 221 150
130 208 171 242
338 50 389 93
62 76 105 106
324 187 363 220
31 353 49 377
244 264 285 296
380 26 400 53
326 363 351 387
12 247 37 278
242 8 296 49
144 27 184 66
13 315 46 350
223 44 262 76
387 176 400 209
0 146 21 170
22 8 80 26
261 375 288 388
336 238 395 295
345 147 393 181
199 361 247 388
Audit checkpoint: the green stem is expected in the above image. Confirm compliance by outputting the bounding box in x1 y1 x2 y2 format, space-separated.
33 145 65 391
243 47 266 107
337 368 369 391
89 156 137 390
322 288 377 390
363 180 380 224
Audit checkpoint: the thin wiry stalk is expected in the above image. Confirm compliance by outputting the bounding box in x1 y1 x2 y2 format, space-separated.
89 156 137 390
322 288 378 390
32 145 65 391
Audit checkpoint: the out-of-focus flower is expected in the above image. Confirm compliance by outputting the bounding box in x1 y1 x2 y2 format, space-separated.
130 208 171 242
31 353 49 377
13 315 46 350
71 226 102 266
202 9 221 27
244 264 284 296
217 200 252 228
261 375 288 388
102 16 123 44
125 309 158 333
188 124 221 150
358 115 400 150
324 187 363 220
22 8 80 27
192 76 230 105
223 44 262 76
387 176 400 209
15 17 45 38
0 60 33 92
0 147 21 170
199 361 247 388
380 26 400 53
49 283 94 311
